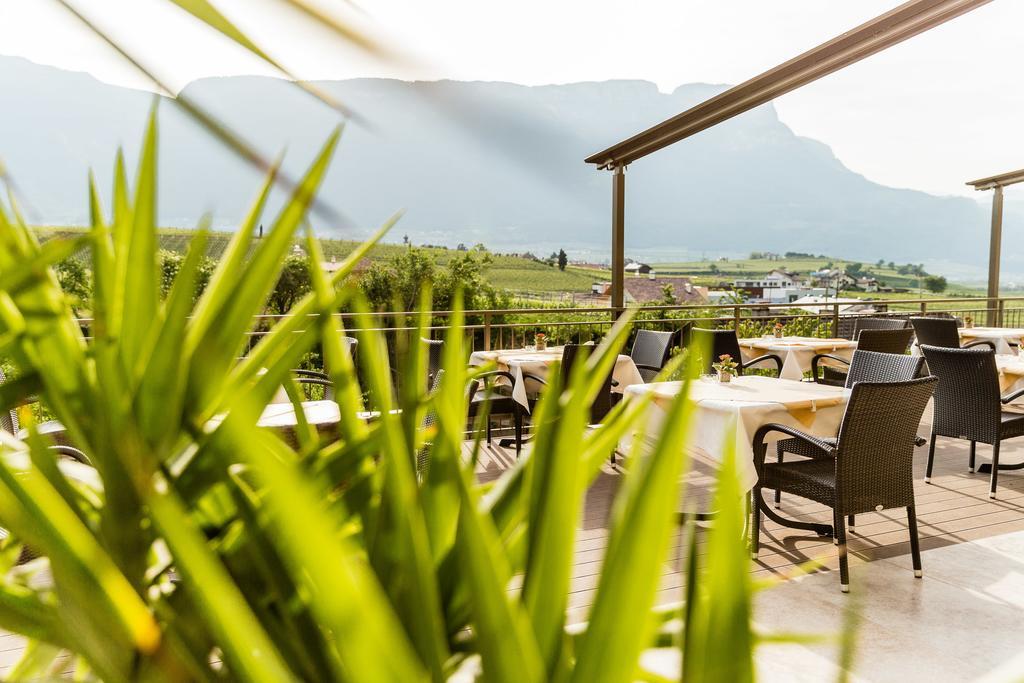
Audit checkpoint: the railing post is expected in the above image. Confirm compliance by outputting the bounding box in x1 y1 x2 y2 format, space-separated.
997 298 1006 328
733 306 741 332
832 303 840 337
483 312 492 351
920 301 927 315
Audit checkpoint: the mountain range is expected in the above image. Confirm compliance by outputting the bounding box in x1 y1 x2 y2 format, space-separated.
2 55 1020 280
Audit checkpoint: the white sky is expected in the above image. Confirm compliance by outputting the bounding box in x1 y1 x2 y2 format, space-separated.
1 0 1022 198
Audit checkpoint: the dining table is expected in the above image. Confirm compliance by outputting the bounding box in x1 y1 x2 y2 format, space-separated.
738 336 858 381
959 327 1024 355
623 374 851 494
469 346 645 411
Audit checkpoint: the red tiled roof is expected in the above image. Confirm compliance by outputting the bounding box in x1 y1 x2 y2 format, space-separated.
623 277 706 304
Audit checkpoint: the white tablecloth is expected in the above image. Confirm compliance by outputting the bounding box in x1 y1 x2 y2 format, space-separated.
624 376 850 491
469 346 645 411
738 336 857 381
960 327 1024 355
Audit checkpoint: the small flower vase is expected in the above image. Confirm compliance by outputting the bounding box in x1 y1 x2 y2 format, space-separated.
718 369 732 383
965 320 974 329
535 337 546 351
773 329 784 339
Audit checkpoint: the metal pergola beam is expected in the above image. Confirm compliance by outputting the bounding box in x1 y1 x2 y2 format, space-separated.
586 0 994 311
967 168 1024 325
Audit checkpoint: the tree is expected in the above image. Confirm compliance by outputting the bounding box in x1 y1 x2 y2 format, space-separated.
708 264 719 275
846 262 864 278
660 283 676 305
55 258 91 316
158 249 216 302
267 254 313 314
923 275 948 294
557 249 567 271
876 259 885 268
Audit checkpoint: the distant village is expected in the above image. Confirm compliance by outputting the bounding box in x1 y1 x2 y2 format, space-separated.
586 259 899 315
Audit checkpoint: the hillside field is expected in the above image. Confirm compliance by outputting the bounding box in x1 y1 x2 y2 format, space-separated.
34 227 607 297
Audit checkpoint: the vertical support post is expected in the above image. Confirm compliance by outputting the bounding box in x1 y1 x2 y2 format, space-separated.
483 312 492 351
987 186 1004 327
611 165 626 317
832 303 840 338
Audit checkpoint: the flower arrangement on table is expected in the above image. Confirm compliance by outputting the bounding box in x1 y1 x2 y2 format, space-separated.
712 354 739 383
535 331 547 351
773 321 785 338
964 315 974 329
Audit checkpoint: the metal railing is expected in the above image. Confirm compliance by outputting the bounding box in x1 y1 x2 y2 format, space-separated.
72 295 1024 354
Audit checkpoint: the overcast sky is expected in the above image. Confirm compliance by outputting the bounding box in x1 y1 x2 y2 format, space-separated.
1 0 1022 198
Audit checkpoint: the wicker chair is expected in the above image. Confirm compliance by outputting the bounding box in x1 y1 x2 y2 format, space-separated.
524 344 615 423
774 351 926 515
690 328 783 376
629 328 681 382
811 328 916 386
752 376 938 592
467 368 524 457
920 345 1024 498
910 316 995 351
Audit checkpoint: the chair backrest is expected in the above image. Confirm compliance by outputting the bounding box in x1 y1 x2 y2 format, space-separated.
910 316 961 349
920 345 1002 443
422 338 444 381
630 329 678 382
0 368 17 435
843 350 924 388
690 328 743 374
854 317 908 334
854 328 915 355
560 344 615 423
417 369 446 476
834 376 937 514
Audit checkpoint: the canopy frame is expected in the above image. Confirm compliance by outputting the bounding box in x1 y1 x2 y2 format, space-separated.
967 168 1024 325
587 0 994 312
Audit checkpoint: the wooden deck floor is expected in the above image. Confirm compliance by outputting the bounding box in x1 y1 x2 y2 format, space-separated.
3 413 1023 676
474 410 1024 624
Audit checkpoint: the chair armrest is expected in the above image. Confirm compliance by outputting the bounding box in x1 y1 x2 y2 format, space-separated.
472 370 517 386
610 378 619 387
753 423 837 472
50 445 92 466
293 377 334 388
1001 387 1024 404
293 369 331 381
963 339 997 351
915 436 927 448
810 353 851 384
520 372 548 387
744 353 784 376
634 363 663 373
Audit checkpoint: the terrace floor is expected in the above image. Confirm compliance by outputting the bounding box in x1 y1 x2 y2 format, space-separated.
2 410 1023 679
473 406 1024 680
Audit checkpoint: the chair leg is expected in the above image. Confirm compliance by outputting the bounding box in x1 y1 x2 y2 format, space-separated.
513 407 522 458
907 506 922 578
969 441 976 473
750 488 762 559
924 433 937 483
486 418 492 445
835 512 850 593
774 447 783 508
847 514 855 529
989 441 1001 499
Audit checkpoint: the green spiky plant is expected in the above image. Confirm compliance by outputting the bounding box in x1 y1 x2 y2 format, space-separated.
0 112 768 682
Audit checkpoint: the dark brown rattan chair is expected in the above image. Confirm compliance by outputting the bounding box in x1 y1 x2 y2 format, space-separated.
629 328 681 382
811 328 916 386
910 316 995 351
774 351 926 515
920 345 1024 498
690 328 783 376
467 368 524 457
524 344 615 424
752 376 937 592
